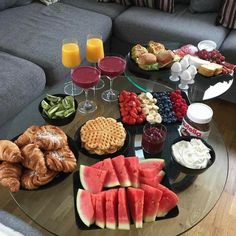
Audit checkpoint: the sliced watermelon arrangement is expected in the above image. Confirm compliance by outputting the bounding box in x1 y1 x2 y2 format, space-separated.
77 156 179 230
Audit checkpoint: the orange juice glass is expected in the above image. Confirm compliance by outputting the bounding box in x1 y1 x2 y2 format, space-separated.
86 36 104 63
61 39 82 96
62 41 81 68
86 34 105 90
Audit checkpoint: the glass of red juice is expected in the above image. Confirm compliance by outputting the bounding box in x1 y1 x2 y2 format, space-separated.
72 66 100 113
142 123 167 154
98 55 126 102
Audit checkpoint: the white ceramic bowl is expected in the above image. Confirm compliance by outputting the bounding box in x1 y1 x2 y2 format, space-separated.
197 40 217 52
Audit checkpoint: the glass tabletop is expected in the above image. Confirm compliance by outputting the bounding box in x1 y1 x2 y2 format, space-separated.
125 42 234 103
7 76 228 236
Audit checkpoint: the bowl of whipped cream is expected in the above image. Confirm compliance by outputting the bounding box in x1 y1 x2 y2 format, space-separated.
171 136 215 175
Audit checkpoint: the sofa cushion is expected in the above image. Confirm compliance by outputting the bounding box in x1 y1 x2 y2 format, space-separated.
61 0 127 19
217 0 236 29
0 52 46 128
189 0 221 13
114 4 229 47
175 0 190 4
0 2 112 85
220 30 236 64
132 0 174 13
0 0 32 11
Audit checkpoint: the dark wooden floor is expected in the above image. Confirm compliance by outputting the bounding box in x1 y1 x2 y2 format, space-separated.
0 98 235 236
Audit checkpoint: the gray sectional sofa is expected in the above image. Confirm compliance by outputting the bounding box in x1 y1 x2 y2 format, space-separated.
0 0 235 139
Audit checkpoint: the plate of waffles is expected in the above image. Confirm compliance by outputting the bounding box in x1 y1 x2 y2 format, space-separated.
74 117 131 159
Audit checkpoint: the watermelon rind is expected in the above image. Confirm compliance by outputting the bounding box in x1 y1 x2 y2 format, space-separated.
118 188 130 230
80 165 107 194
76 189 95 227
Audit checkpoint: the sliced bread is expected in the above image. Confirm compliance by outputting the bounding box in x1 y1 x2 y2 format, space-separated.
198 63 223 77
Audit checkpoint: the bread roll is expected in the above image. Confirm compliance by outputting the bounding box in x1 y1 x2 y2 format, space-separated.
156 50 175 66
137 53 156 65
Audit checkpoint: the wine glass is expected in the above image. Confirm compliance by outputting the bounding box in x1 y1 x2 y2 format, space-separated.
72 66 100 113
86 33 105 90
62 38 83 96
98 55 126 102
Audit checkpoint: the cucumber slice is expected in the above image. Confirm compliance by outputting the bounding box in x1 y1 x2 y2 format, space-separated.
41 100 50 110
55 110 65 117
46 94 59 102
64 108 75 117
62 98 71 109
48 105 59 116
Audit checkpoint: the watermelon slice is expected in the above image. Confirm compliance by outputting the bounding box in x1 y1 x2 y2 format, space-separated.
140 184 163 222
76 189 95 227
112 155 131 187
106 189 118 229
139 158 165 171
139 170 165 188
139 167 158 178
156 188 179 217
80 165 107 194
127 187 144 228
91 158 120 188
118 188 130 230
94 192 106 229
125 156 140 187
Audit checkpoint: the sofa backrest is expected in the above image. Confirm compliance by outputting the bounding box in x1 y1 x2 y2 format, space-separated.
0 0 33 11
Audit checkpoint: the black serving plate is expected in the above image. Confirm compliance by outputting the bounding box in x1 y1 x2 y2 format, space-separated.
74 125 131 160
12 134 79 191
170 136 215 175
119 90 190 128
38 94 78 126
127 52 174 78
73 170 179 230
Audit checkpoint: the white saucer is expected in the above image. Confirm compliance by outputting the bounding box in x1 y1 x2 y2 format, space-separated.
198 40 217 52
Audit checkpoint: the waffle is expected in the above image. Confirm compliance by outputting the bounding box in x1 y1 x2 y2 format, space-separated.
80 117 126 155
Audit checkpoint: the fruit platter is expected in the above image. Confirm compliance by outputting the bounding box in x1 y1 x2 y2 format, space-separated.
119 89 189 126
73 156 179 230
128 41 236 79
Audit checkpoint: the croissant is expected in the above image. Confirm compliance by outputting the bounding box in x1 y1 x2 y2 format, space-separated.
21 168 58 190
0 162 22 192
14 125 39 147
0 140 23 163
21 144 47 174
34 125 67 151
45 145 77 172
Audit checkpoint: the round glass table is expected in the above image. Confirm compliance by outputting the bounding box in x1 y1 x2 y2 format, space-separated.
7 76 228 236
125 42 234 103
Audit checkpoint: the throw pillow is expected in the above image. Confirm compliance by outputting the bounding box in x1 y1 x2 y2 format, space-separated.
132 0 174 13
217 0 236 29
189 0 221 13
39 0 59 6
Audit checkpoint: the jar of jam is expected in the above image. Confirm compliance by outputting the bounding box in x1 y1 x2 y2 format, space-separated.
180 103 213 140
